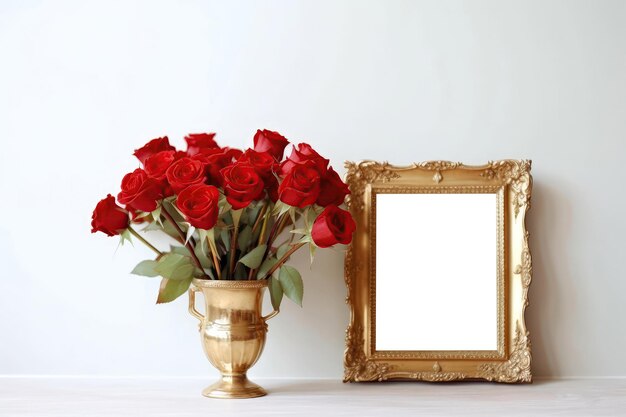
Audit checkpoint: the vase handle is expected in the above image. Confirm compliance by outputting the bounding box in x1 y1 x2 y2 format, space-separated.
262 307 279 322
188 287 205 326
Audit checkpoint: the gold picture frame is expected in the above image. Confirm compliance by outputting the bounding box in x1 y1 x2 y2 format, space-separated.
343 160 533 383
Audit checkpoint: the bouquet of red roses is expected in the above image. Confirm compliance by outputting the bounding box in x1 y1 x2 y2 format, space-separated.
91 130 355 308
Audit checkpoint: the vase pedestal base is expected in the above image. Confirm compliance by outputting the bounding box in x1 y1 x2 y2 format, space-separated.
202 374 267 399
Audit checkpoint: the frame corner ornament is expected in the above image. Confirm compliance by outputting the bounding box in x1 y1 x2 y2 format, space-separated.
344 161 401 211
477 325 532 383
344 323 391 382
480 159 533 217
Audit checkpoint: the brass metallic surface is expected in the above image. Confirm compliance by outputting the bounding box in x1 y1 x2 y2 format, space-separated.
189 279 278 398
343 160 533 383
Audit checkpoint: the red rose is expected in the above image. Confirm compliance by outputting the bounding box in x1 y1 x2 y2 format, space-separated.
193 147 242 187
253 129 289 161
144 150 176 180
175 184 220 230
278 162 321 208
238 149 279 200
316 167 350 207
133 136 176 164
311 205 356 248
185 133 219 156
166 157 207 194
173 150 188 160
91 194 129 236
280 143 329 176
238 149 276 177
117 169 163 212
221 163 265 209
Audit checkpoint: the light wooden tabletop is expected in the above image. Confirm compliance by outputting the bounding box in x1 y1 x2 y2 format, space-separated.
1 377 624 416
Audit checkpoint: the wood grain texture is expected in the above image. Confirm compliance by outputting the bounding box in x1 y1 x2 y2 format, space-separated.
1 378 625 416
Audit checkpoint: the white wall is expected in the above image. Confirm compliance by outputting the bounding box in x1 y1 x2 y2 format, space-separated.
1 0 625 378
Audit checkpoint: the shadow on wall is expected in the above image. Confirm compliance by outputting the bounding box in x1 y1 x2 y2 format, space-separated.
526 179 574 378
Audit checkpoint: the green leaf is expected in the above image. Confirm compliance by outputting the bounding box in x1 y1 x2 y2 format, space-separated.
276 244 290 260
206 228 216 248
279 265 303 307
268 276 283 311
247 204 261 225
231 209 243 227
155 253 194 280
220 228 230 250
160 219 181 241
170 245 190 256
194 244 212 270
238 244 267 269
234 263 248 280
172 263 195 280
156 277 192 304
238 225 252 252
256 257 279 279
131 260 159 277
162 199 185 223
218 194 232 216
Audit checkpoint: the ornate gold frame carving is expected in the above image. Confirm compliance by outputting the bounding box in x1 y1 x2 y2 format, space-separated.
343 160 533 383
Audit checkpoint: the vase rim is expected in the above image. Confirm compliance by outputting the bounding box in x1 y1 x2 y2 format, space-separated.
192 278 269 289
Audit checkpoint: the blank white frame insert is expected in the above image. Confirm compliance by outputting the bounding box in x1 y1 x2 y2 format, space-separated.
375 193 497 351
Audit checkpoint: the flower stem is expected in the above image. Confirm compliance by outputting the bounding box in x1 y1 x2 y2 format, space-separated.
262 242 306 279
229 209 243 279
257 212 291 274
258 206 271 245
251 203 267 235
268 213 290 249
207 236 222 280
161 206 206 277
128 227 162 256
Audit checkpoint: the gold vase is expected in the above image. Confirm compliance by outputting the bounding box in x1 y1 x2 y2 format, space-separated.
188 278 278 399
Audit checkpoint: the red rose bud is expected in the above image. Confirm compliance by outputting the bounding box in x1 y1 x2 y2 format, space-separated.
278 162 321 208
311 205 356 248
316 167 350 207
133 136 176 164
117 169 163 212
280 143 329 176
221 163 265 209
91 194 130 236
165 157 207 194
175 184 220 230
184 133 219 156
253 129 289 161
